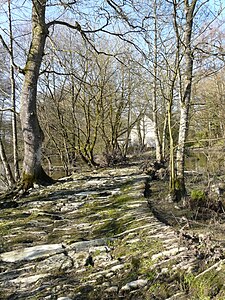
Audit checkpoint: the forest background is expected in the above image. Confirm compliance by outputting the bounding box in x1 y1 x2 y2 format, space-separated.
0 0 225 201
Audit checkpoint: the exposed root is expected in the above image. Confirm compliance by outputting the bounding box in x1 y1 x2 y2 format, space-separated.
0 168 56 205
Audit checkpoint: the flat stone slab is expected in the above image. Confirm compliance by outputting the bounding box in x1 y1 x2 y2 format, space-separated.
120 279 148 292
1 164 214 300
10 273 48 284
0 244 64 263
68 238 115 252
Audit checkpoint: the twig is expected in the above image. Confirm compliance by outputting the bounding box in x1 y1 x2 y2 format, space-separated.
195 259 225 278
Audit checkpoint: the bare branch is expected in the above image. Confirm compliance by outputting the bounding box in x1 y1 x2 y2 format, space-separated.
46 0 78 7
0 34 25 74
41 69 93 86
195 45 225 61
0 107 18 113
0 34 10 54
105 0 145 31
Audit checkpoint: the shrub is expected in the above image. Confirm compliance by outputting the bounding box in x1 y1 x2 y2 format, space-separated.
191 190 206 202
190 189 207 208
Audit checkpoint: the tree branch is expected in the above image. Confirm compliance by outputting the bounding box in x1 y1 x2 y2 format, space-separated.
195 46 225 61
0 35 25 74
40 69 92 86
0 107 18 114
47 19 110 34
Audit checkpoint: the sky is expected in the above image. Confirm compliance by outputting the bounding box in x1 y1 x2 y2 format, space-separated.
0 0 224 26
0 0 224 61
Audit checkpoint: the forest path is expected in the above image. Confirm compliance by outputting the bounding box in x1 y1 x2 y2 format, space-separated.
0 164 223 299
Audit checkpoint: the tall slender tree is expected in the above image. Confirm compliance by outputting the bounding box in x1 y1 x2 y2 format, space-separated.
175 0 197 200
8 0 20 181
152 0 163 163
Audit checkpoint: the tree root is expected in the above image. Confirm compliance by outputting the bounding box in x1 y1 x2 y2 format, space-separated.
0 167 56 205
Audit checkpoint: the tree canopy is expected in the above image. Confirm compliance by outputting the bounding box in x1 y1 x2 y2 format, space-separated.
0 0 224 199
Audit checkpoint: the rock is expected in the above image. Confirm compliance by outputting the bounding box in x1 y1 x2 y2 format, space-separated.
68 238 114 252
165 292 187 300
89 245 110 254
10 273 48 284
105 286 118 293
36 253 73 271
120 279 148 292
0 244 65 263
210 182 225 196
110 264 125 272
120 284 130 292
151 247 186 260
102 282 110 287
1 163 219 300
59 202 85 212
105 272 114 278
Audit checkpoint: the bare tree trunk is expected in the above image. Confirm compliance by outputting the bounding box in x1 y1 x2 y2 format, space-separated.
122 95 132 158
161 112 168 159
0 139 15 187
166 0 182 200
136 119 145 151
168 95 175 193
20 0 54 189
8 0 20 181
176 0 197 198
152 0 162 163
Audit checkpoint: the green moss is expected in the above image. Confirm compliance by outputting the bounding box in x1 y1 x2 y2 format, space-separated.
147 282 171 299
0 220 12 236
7 234 34 245
47 227 87 244
92 215 135 237
175 178 182 190
22 172 35 190
113 193 131 204
181 267 225 300
0 209 58 251
190 189 207 209
112 237 163 280
93 208 118 218
191 190 206 202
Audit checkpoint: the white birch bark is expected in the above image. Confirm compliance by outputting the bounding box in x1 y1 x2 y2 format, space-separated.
176 0 197 195
152 0 162 163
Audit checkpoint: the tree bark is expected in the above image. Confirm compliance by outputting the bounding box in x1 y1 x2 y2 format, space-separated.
175 0 197 198
152 0 162 163
0 139 15 187
20 0 54 189
8 0 20 181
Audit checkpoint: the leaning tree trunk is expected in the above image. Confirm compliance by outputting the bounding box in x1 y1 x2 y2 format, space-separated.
20 0 54 190
175 0 197 200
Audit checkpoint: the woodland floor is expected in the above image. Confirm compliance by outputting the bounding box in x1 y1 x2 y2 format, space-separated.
0 155 225 300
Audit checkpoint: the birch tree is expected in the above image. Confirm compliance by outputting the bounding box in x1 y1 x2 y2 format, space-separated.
152 0 163 163
175 0 197 200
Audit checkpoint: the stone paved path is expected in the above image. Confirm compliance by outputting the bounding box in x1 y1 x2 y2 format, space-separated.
0 165 208 299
